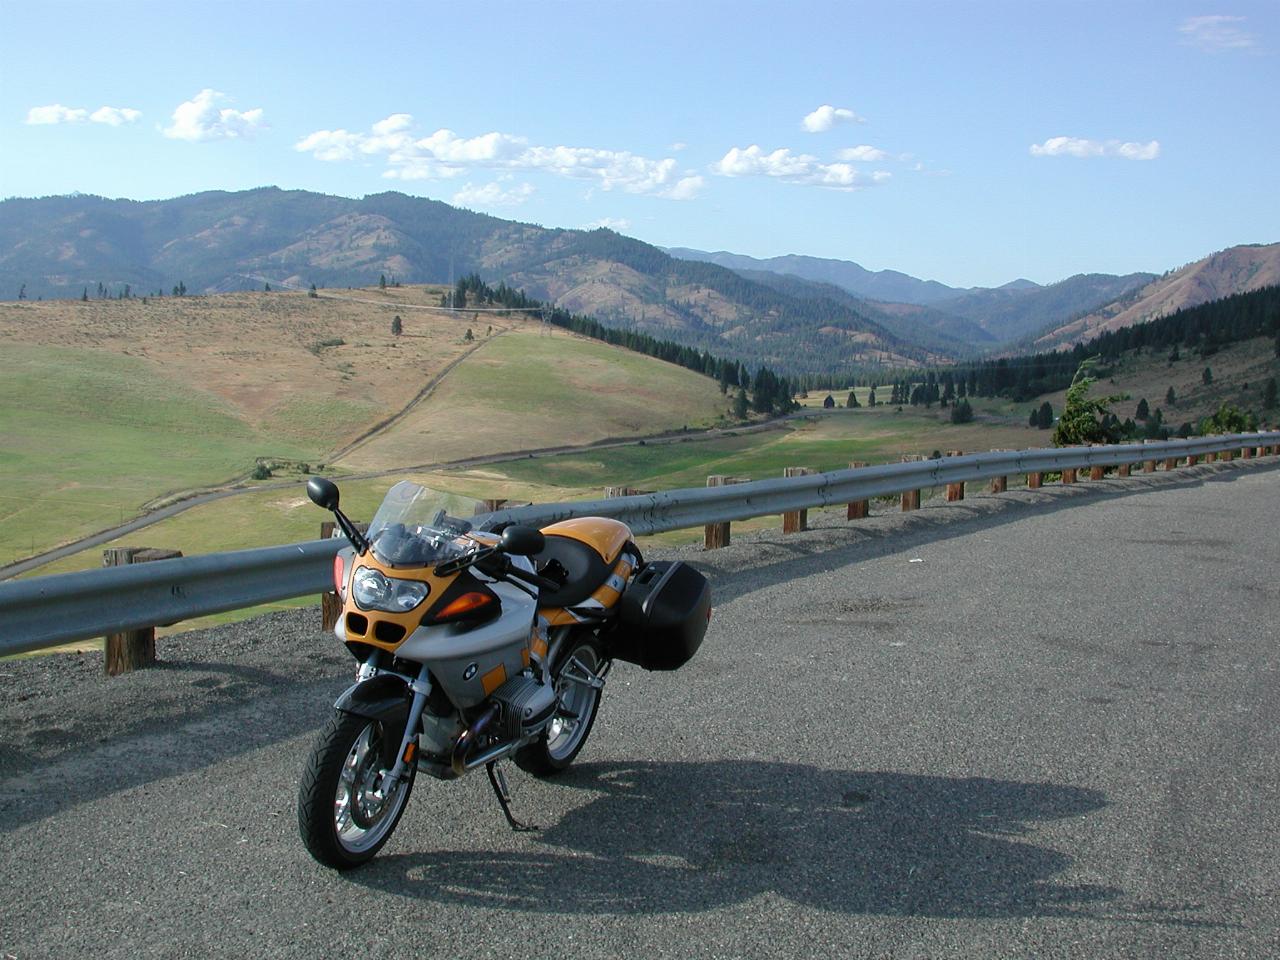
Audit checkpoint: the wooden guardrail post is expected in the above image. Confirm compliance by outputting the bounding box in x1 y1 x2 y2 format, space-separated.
1087 445 1104 480
988 450 1009 493
846 461 870 519
1241 445 1254 460
900 455 924 510
1205 450 1217 462
1118 462 1132 477
1061 466 1077 484
1220 446 1233 462
102 547 183 675
704 476 748 549
1027 470 1043 489
1142 440 1157 473
944 451 965 502
1186 453 1199 467
782 467 815 532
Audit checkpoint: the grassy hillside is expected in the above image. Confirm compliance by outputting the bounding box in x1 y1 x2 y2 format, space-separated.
0 285 735 564
1024 335 1280 432
337 329 729 471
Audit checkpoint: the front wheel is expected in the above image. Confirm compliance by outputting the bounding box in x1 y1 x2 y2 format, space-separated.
515 636 607 776
298 711 416 870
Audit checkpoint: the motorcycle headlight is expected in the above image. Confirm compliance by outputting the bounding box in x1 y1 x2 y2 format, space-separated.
351 566 429 613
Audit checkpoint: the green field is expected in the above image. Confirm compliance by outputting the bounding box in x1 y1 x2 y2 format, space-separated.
487 404 1044 491
0 344 326 565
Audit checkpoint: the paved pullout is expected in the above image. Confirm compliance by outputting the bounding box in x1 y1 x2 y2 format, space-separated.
1 459 1277 958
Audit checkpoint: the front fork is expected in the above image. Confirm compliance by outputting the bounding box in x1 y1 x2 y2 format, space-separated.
375 662 431 797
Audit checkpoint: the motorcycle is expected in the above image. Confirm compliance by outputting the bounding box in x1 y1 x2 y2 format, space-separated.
298 477 712 869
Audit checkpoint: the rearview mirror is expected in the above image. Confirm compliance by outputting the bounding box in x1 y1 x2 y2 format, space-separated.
306 477 340 512
500 525 545 556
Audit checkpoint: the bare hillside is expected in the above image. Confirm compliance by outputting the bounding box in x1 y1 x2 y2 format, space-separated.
1035 243 1280 350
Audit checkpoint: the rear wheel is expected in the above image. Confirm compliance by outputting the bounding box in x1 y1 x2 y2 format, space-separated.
515 636 607 775
298 711 416 870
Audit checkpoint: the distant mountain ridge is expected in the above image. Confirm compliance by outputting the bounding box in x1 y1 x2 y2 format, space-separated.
668 246 1155 346
1 188 1269 372
665 247 970 305
0 188 940 374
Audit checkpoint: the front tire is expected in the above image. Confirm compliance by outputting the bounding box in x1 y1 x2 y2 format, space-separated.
298 711 416 870
515 636 606 776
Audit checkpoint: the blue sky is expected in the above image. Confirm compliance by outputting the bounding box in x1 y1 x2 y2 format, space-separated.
1 0 1276 288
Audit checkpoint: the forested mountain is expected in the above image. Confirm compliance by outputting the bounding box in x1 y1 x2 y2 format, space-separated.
940 271 1155 343
734 268 995 355
665 248 963 305
0 188 940 374
1032 243 1280 350
938 285 1280 407
670 245 1154 346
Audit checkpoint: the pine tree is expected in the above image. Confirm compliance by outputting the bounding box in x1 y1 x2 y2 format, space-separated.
1135 398 1149 420
1037 401 1053 429
867 385 877 407
308 283 318 298
733 387 749 420
81 287 88 302
1202 366 1213 385
464 328 474 342
391 315 402 336
379 274 387 290
1165 386 1176 406
1264 376 1278 410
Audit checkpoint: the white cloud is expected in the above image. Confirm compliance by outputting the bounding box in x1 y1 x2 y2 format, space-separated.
1029 136 1160 160
838 144 890 162
294 129 364 162
451 181 535 208
164 89 265 142
585 217 632 231
802 104 865 133
27 103 142 126
1115 141 1161 161
1178 15 1257 51
89 106 141 126
712 144 887 191
26 104 89 124
296 115 703 199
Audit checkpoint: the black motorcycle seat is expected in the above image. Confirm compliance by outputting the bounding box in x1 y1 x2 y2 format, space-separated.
530 534 611 608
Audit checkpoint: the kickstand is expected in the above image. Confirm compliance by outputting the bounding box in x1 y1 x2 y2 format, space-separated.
486 761 539 833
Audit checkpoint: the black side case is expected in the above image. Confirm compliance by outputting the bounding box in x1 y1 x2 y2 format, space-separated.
608 561 711 671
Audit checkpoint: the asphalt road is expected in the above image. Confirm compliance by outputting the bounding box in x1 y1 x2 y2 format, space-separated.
1 459 1277 959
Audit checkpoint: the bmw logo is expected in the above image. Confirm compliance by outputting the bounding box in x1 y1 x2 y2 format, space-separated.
463 663 478 681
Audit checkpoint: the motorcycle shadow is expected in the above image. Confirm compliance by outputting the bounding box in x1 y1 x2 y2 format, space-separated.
352 759 1122 919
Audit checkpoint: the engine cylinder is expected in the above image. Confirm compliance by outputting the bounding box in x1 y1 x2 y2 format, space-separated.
491 674 558 741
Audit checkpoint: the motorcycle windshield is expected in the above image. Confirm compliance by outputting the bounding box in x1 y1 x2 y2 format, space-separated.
365 481 484 568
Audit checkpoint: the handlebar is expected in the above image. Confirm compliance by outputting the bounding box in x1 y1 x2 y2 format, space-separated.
440 549 561 594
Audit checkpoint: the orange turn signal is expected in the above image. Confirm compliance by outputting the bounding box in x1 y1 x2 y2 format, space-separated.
435 591 495 620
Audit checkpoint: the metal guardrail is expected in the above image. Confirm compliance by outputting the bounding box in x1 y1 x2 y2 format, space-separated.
2 432 1277 658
